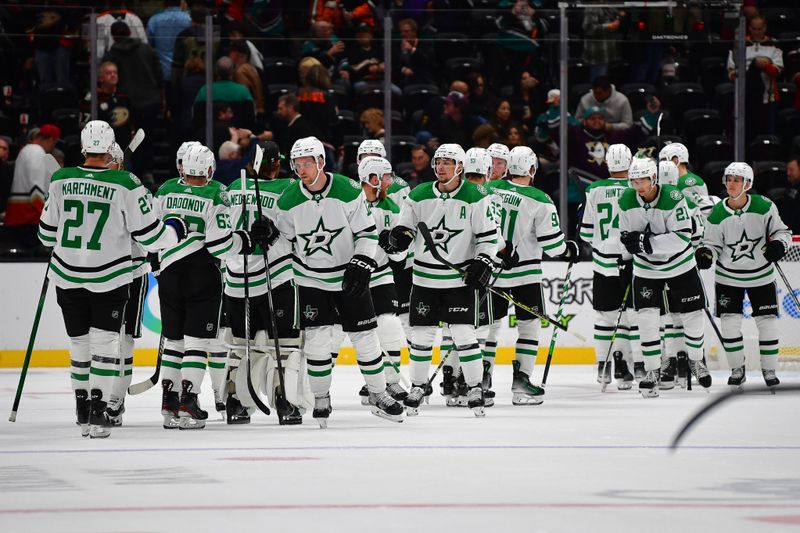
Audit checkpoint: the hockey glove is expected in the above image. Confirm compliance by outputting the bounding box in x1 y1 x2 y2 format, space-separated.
379 226 414 254
618 259 633 287
562 240 580 263
620 231 652 255
694 246 714 270
342 254 377 297
763 240 787 263
496 240 519 270
234 230 254 255
250 217 280 249
147 252 161 276
463 254 494 290
164 217 188 241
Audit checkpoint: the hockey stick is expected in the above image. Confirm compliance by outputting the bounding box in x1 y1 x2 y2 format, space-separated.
417 222 583 339
670 384 800 450
240 169 271 417
127 333 164 395
697 275 725 346
250 147 290 422
774 261 800 310
125 129 145 156
600 282 631 393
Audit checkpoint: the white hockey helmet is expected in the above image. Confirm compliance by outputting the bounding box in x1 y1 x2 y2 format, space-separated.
606 143 632 173
463 147 491 177
658 142 689 165
357 139 387 161
181 144 216 180
628 157 658 187
358 156 391 190
486 142 510 162
290 136 325 172
81 120 115 155
432 143 466 166
108 142 124 167
723 161 754 191
658 160 679 187
507 146 538 178
176 141 201 171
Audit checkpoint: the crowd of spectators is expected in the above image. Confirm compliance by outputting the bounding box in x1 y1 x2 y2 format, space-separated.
2 0 800 251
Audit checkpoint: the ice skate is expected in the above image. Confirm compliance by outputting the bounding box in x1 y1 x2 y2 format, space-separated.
450 372 469 407
88 389 111 438
638 370 659 398
105 397 125 427
440 365 455 399
178 380 207 430
161 379 180 429
676 351 689 388
213 388 226 418
75 390 90 437
612 351 633 390
511 360 544 405
386 382 408 402
596 360 612 385
659 357 677 390
467 385 485 417
481 360 494 406
225 395 251 425
368 390 404 423
633 361 646 381
690 360 712 389
727 366 746 392
313 393 332 429
404 385 428 416
358 384 370 406
276 394 303 425
762 369 779 392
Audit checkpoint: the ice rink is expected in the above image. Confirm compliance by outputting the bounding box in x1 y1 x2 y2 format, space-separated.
1 365 799 533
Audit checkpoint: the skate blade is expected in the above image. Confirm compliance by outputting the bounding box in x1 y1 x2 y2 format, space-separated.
600 382 609 393
512 393 544 405
658 382 675 391
404 406 420 416
88 425 111 439
445 396 459 407
178 417 206 430
227 416 251 425
315 418 328 429
360 397 370 406
471 406 485 417
370 407 404 423
484 398 495 408
162 415 180 429
640 389 659 398
617 381 633 391
278 415 303 425
80 423 89 437
676 378 688 389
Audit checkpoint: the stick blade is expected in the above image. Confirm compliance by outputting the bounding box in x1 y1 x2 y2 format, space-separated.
127 129 145 153
127 378 156 396
9 411 17 422
254 144 264 175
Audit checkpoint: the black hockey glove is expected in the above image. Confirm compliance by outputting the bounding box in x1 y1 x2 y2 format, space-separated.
342 254 377 297
379 226 414 254
463 254 494 290
620 231 652 255
763 240 787 263
562 240 580 263
496 240 519 270
234 230 254 255
695 246 714 270
618 259 633 287
250 217 279 249
164 217 188 241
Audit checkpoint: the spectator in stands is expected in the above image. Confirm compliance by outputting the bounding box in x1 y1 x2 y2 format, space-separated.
506 125 526 149
300 21 346 75
727 14 783 141
146 0 192 79
5 125 60 246
565 107 639 178
0 136 9 162
636 94 663 137
103 20 164 184
360 108 385 142
345 22 400 96
275 93 318 160
171 5 219 88
434 91 482 148
229 40 265 117
195 57 255 130
489 99 514 140
467 73 492 120
311 0 376 33
215 129 259 186
534 89 579 162
52 148 65 168
0 136 12 220
31 7 74 85
297 63 337 144
575 76 633 131
96 3 147 59
509 70 544 135
394 18 434 86
472 123 498 149
582 7 625 81
177 57 206 137
771 157 800 234
408 144 435 185
79 61 133 148
225 22 265 72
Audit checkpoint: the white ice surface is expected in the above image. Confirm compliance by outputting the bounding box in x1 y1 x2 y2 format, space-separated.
1 365 799 533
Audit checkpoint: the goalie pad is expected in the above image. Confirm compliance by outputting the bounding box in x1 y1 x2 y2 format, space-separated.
265 349 314 410
234 350 269 413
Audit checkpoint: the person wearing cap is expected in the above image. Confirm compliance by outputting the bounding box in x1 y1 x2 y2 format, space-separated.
575 76 633 131
5 124 61 245
345 23 386 90
434 91 482 148
533 89 578 163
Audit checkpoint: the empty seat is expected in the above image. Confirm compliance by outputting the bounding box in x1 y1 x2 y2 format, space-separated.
342 135 363 168
435 33 473 64
403 84 439 117
753 160 787 193
569 83 592 115
261 57 297 85
777 109 800 145
778 82 797 110
748 135 784 162
568 59 590 85
694 135 733 170
663 83 706 128
682 109 723 152
700 160 731 196
354 82 402 113
390 135 418 164
394 161 415 181
699 56 729 96
334 110 359 137
714 82 735 116
38 84 78 121
607 60 631 87
444 57 484 83
620 82 656 113
51 107 80 136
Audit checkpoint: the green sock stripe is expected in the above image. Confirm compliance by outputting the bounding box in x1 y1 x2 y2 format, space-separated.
685 341 703 349
642 349 660 357
307 368 331 377
90 367 119 377
182 361 207 370
71 372 89 381
162 360 182 369
458 353 483 363
360 366 384 375
760 348 779 355
410 354 433 362
208 361 226 369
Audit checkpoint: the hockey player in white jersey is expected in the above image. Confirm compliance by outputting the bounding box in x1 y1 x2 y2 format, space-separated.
380 143 499 416
276 136 404 426
580 144 637 390
658 142 713 216
357 156 409 402
618 158 712 397
37 120 187 438
487 143 510 181
696 162 790 389
357 138 410 206
486 146 578 404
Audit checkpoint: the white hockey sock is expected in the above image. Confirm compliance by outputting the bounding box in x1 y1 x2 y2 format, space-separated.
720 313 745 368
399 312 413 348
377 314 404 385
515 319 540 376
207 351 227 399
69 333 90 391
681 310 704 362
181 336 208 390
594 310 618 363
409 326 437 386
162 338 184 386
89 327 121 401
110 333 134 401
625 309 643 363
441 326 460 374
664 313 685 359
637 308 661 371
450 323 483 386
484 321 501 375
304 326 334 396
755 315 779 371
330 323 345 368
350 329 387 393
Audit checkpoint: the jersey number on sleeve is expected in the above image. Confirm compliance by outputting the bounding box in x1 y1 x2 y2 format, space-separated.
61 199 110 250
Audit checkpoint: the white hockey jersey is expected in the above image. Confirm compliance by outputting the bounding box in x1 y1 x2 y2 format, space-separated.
702 194 791 288
367 195 405 288
580 177 628 277
38 166 179 292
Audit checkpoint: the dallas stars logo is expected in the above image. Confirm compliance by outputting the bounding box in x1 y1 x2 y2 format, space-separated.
416 301 430 317
297 218 344 257
425 216 463 254
303 305 318 321
727 230 761 262
640 287 654 300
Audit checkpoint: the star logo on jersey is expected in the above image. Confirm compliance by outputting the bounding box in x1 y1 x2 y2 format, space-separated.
727 230 761 262
425 216 463 254
297 218 345 257
416 301 430 317
303 305 318 321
